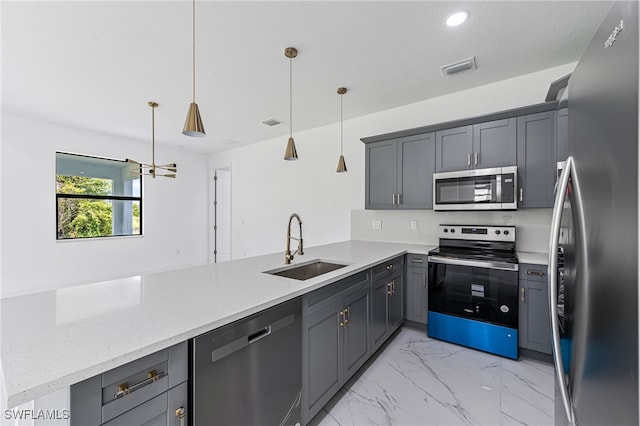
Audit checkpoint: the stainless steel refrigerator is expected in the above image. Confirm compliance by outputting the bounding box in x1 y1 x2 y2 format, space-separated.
548 1 638 425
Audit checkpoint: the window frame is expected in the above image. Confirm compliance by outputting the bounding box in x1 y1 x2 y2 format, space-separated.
55 152 143 240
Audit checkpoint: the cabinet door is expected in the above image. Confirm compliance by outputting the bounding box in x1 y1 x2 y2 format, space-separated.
473 118 517 169
517 111 557 208
365 139 398 209
343 285 371 381
518 265 552 354
435 125 473 172
371 278 389 352
406 267 428 324
557 108 569 162
397 133 435 209
302 301 342 423
387 272 404 333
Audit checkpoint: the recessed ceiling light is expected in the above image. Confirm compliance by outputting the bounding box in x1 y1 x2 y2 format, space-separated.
445 10 469 27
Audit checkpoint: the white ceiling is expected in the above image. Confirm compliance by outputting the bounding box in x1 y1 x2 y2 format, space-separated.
2 1 613 154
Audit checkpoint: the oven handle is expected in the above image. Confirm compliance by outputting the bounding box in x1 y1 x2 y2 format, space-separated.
427 256 518 272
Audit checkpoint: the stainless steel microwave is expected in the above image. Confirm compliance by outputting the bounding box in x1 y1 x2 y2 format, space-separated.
433 166 517 211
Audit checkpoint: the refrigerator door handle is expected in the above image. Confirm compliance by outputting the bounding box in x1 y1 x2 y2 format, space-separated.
548 155 576 426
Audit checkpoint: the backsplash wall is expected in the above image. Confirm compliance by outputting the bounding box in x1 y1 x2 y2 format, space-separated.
351 208 552 253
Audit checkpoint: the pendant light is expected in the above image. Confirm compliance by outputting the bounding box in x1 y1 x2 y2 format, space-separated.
182 0 205 137
284 47 298 160
336 87 348 173
128 102 177 179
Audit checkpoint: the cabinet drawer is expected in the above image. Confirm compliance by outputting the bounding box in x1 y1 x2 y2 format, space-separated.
303 270 370 317
519 263 547 282
372 256 405 281
70 341 188 425
406 254 428 268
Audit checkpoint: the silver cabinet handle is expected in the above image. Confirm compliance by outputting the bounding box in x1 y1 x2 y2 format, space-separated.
519 187 524 203
527 269 546 276
474 152 479 166
423 274 427 287
467 153 471 167
411 259 424 264
548 156 579 426
392 194 396 205
115 370 166 399
175 407 186 426
521 287 525 302
397 193 401 205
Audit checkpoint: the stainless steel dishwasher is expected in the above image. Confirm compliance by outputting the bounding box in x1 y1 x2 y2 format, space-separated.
192 297 302 426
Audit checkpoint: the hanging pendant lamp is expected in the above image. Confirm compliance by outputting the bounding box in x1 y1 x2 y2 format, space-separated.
336 87 348 173
128 102 177 179
284 47 299 160
182 0 205 137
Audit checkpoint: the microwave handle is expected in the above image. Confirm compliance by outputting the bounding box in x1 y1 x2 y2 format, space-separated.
496 174 502 202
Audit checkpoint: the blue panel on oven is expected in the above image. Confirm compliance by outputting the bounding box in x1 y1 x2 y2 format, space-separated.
427 312 518 359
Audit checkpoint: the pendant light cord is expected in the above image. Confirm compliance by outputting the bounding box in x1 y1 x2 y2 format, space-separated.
340 94 344 155
192 0 196 103
289 56 293 138
151 103 156 168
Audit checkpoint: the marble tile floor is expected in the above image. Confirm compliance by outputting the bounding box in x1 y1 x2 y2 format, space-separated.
309 327 555 426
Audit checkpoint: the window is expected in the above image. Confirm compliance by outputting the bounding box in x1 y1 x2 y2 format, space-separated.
56 152 142 239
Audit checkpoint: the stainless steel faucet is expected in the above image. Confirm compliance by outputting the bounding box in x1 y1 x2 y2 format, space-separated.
285 213 304 264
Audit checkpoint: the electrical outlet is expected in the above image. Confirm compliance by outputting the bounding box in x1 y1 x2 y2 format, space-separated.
410 220 418 230
372 220 382 230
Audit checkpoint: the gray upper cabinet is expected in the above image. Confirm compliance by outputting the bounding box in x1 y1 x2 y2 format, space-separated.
557 108 569 162
436 118 517 172
365 133 435 210
517 111 557 208
518 263 552 355
435 125 473 172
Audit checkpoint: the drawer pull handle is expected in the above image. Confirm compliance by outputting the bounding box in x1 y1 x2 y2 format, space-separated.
527 270 546 276
521 287 525 302
175 407 186 426
411 259 424 264
114 369 165 399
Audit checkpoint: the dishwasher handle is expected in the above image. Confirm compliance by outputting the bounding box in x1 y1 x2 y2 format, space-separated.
210 314 295 363
248 326 272 344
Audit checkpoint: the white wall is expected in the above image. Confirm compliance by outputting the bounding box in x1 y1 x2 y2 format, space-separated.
210 63 576 258
1 115 209 298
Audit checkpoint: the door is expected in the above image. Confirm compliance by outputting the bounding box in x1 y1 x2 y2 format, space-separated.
342 286 371 381
473 118 517 169
213 169 232 262
435 125 473 172
365 140 398 209
517 111 556 208
397 133 435 209
371 278 388 351
406 266 428 324
302 301 342 423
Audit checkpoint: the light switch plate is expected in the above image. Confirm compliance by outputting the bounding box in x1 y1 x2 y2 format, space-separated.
410 220 418 230
372 220 382 230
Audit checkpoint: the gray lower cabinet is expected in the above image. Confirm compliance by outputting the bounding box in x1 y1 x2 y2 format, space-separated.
435 118 517 172
518 263 552 355
365 133 435 209
70 342 188 426
517 111 557 208
557 108 569 162
371 256 405 352
405 254 428 325
301 270 371 424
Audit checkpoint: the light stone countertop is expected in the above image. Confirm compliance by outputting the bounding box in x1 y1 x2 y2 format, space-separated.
1 240 435 409
517 251 549 265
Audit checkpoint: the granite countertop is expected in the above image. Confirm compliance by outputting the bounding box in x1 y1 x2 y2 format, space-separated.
1 240 435 408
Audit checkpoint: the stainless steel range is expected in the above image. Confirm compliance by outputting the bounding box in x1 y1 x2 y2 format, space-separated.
427 224 519 359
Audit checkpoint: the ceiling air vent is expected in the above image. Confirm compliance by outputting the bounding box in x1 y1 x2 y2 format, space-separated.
262 118 281 126
440 57 477 78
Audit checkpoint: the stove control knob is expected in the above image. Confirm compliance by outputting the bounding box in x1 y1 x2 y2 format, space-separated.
504 229 510 235
443 228 448 233
450 228 455 233
495 230 501 235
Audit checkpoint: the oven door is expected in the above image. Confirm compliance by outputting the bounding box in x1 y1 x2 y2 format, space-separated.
427 257 518 328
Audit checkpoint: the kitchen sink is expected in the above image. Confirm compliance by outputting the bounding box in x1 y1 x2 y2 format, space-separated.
264 260 348 281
